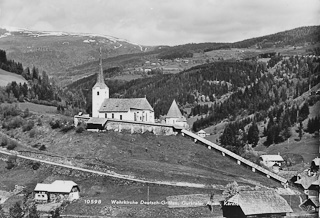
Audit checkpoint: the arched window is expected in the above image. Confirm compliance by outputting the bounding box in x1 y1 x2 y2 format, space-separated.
97 91 99 95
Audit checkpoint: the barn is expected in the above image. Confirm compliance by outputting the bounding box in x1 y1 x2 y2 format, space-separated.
222 190 292 218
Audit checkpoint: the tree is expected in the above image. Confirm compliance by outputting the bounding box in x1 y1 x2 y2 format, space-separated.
0 205 6 218
9 202 24 218
298 121 303 140
223 181 239 199
51 208 61 218
28 203 40 218
247 122 259 146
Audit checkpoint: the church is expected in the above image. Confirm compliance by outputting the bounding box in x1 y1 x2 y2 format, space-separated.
91 51 155 123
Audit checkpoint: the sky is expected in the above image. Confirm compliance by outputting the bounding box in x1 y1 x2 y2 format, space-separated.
0 0 319 46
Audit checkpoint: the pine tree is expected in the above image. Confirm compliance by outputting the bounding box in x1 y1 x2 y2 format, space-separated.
9 202 24 218
247 122 260 146
28 203 40 218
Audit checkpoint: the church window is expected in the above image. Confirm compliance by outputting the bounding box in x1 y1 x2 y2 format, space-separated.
120 115 122 120
112 113 114 119
97 91 99 95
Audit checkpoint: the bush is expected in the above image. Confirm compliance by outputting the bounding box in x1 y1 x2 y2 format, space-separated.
22 108 30 118
7 116 24 130
39 144 46 151
49 119 61 129
37 118 42 126
0 137 8 147
6 155 17 169
75 124 86 133
31 162 41 170
22 120 34 132
7 140 17 150
60 123 74 133
29 129 36 138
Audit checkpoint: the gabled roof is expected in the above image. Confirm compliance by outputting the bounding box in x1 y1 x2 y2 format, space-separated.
99 98 153 112
295 175 318 189
312 157 320 166
226 190 292 215
301 196 319 207
87 117 108 125
166 100 183 118
260 155 284 162
197 130 206 134
35 180 78 193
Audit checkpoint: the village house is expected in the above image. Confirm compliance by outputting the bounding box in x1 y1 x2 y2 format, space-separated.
259 154 284 173
222 190 293 218
34 180 80 203
197 130 207 138
91 49 154 122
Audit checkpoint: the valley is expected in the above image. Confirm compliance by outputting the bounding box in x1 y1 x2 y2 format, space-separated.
0 25 319 217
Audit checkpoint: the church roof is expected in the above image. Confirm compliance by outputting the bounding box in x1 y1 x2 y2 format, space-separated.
99 98 154 112
93 48 108 89
166 100 183 118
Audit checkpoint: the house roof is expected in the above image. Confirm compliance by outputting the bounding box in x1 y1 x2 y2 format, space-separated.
301 196 319 207
260 155 284 162
35 180 78 193
99 98 153 112
87 117 108 125
312 157 320 166
166 100 183 118
295 175 318 189
197 130 206 134
226 190 293 215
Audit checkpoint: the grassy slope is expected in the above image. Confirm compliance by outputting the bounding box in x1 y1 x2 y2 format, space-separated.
0 68 27 87
1 111 281 188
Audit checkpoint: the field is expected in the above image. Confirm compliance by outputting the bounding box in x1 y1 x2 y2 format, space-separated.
18 102 57 114
0 68 27 87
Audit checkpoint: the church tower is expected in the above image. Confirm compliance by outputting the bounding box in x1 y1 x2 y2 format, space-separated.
92 48 109 117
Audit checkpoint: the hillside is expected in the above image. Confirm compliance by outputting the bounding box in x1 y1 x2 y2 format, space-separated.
1 26 319 87
0 27 156 83
0 68 27 87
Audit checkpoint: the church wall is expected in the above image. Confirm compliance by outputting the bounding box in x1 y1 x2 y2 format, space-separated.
92 86 109 117
104 120 177 135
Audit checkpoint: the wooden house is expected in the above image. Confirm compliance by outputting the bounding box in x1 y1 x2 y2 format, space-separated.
259 155 284 172
34 180 80 203
222 190 292 218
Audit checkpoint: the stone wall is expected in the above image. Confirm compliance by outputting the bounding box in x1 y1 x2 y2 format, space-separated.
104 120 178 135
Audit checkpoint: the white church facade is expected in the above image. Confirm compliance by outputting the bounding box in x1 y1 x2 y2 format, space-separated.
91 51 155 123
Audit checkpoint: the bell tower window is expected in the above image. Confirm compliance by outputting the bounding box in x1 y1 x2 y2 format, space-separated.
97 91 99 95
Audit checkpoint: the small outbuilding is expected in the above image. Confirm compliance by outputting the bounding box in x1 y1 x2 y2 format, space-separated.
259 155 284 169
86 117 108 131
34 180 80 203
197 130 207 138
222 190 293 218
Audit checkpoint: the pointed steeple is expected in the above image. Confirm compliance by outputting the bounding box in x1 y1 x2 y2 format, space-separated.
166 99 183 118
94 47 108 88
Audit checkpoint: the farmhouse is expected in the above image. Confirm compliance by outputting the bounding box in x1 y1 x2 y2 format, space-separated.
222 190 292 218
197 130 207 138
34 180 80 203
91 50 154 122
259 155 284 172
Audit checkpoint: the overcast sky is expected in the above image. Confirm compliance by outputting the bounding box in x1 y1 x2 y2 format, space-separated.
0 0 319 46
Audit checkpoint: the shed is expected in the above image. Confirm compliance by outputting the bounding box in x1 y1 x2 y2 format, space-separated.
197 130 207 138
86 117 108 131
222 190 293 218
259 155 284 168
